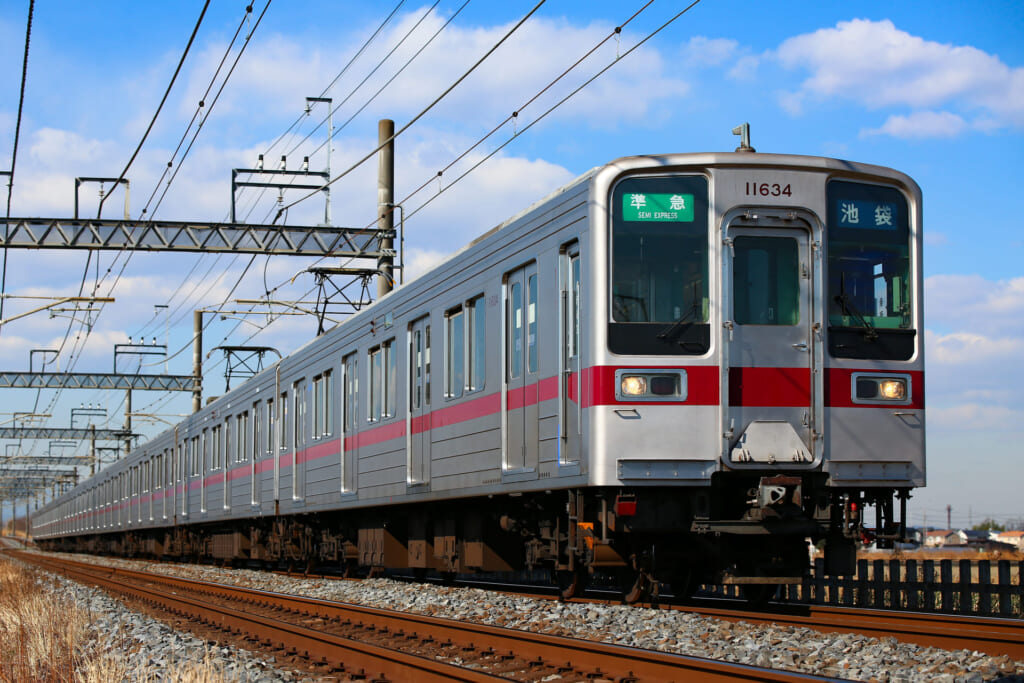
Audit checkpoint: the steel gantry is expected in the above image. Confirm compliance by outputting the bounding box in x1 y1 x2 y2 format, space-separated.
0 218 390 258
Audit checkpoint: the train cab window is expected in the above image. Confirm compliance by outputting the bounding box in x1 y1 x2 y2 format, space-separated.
733 236 799 325
609 175 710 355
827 181 914 360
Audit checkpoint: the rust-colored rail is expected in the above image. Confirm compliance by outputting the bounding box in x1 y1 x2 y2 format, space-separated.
16 552 832 683
676 602 1024 661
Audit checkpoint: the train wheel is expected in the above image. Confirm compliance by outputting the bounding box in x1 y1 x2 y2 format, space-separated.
670 569 700 602
623 570 656 605
557 568 586 601
740 583 777 608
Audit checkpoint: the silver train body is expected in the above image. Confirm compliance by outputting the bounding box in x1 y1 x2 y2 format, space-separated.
33 152 925 595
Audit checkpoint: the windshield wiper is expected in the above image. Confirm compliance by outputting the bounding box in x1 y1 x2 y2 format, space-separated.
834 273 878 342
657 303 700 342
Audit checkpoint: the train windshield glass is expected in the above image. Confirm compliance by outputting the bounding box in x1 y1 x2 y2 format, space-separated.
826 180 914 360
609 175 709 355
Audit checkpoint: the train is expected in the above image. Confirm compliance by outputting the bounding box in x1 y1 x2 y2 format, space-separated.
31 145 925 602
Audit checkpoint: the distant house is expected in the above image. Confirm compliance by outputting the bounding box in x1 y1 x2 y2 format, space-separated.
924 529 967 547
996 530 1024 550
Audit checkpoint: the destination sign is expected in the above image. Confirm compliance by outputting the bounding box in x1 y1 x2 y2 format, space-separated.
835 199 898 230
622 192 694 222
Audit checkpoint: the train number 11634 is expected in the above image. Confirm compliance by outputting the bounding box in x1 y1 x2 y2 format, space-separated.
745 181 792 197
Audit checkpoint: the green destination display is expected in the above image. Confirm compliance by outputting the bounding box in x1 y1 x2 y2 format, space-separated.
622 192 694 222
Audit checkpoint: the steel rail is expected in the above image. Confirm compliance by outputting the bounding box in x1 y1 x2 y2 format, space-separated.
684 602 1024 661
16 552 835 683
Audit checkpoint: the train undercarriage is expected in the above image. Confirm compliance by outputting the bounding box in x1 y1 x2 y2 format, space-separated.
40 474 911 604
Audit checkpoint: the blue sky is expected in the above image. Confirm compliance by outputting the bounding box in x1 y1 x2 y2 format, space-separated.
0 1 1021 528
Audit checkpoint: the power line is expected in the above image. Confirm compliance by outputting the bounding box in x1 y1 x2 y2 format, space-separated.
1 0 35 324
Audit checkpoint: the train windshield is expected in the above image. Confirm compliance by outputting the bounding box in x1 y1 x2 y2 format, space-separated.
826 180 914 360
609 175 709 355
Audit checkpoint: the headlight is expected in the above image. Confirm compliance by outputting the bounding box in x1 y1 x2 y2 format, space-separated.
620 375 647 396
853 374 910 403
878 379 906 400
615 370 687 401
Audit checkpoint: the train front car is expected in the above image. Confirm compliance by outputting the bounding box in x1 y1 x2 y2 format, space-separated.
583 152 924 601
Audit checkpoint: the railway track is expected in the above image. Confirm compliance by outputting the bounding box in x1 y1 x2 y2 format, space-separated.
13 551 834 683
449 577 1024 661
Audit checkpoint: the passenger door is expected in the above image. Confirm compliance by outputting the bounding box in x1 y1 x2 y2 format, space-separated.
723 216 820 467
504 262 539 475
408 317 431 485
560 245 582 467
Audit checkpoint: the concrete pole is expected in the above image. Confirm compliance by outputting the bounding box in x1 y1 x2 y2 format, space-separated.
124 388 132 459
193 310 203 413
90 425 97 476
377 119 395 299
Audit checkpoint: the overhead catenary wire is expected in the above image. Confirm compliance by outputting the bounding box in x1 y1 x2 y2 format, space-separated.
37 2 271 429
95 1 211 220
258 0 670 289
272 0 548 223
261 0 408 160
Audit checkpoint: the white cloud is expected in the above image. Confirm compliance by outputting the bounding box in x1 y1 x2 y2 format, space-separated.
773 18 1024 134
925 275 1024 335
927 331 1024 365
928 403 1024 432
681 37 739 67
860 111 967 139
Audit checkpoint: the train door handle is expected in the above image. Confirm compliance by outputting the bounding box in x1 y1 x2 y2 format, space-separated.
791 342 808 351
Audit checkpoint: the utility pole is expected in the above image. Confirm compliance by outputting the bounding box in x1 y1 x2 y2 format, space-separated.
193 311 203 413
124 388 132 460
377 119 395 299
947 504 952 529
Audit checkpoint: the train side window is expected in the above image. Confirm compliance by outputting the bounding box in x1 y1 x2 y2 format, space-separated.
369 341 396 420
266 398 274 457
211 425 222 470
279 391 288 450
292 381 305 449
445 307 464 399
468 295 486 392
252 401 262 460
224 418 232 467
527 275 538 373
571 252 581 359
343 353 358 431
313 370 333 438
510 281 523 378
237 412 249 463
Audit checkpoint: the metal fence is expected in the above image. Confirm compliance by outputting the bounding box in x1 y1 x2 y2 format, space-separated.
704 558 1023 617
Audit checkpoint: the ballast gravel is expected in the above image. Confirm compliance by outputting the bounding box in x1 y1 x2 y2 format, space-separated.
38 551 1024 682
15 557 305 683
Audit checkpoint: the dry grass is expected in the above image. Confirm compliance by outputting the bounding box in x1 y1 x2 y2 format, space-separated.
0 558 234 683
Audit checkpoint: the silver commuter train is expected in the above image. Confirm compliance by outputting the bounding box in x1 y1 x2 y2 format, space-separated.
32 148 925 601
